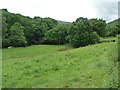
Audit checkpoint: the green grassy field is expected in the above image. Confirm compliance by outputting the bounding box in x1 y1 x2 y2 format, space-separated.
2 41 119 88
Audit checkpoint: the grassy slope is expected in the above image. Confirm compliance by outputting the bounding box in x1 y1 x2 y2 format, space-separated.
106 19 118 28
2 42 118 88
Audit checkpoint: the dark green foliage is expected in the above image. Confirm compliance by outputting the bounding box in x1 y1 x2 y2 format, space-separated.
16 14 33 44
31 17 58 44
44 24 69 44
90 18 106 37
89 31 100 44
106 26 118 36
31 18 48 44
9 22 27 47
43 17 58 30
2 16 10 48
1 9 58 47
2 16 7 39
2 9 33 45
68 17 100 48
2 10 18 29
106 18 120 36
3 9 119 48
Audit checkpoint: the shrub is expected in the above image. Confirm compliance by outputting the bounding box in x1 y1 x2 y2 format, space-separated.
68 17 100 48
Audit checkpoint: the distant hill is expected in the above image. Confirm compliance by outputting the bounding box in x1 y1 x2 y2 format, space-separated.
106 18 120 36
57 20 71 24
106 19 119 28
58 19 119 26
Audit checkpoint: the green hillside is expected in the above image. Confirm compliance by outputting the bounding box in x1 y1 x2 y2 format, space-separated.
106 19 118 28
58 20 71 24
2 40 118 88
106 19 120 36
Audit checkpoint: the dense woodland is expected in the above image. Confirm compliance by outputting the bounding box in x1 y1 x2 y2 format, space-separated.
1 9 120 48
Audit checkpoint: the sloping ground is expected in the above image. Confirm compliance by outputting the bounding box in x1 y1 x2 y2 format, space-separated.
106 19 118 28
2 42 118 88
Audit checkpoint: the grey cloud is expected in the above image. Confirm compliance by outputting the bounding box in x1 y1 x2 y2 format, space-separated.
93 1 118 22
118 1 120 18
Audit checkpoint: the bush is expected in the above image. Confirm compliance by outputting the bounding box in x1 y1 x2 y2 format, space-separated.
68 17 100 48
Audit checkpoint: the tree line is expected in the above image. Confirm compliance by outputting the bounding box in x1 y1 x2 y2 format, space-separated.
1 9 120 48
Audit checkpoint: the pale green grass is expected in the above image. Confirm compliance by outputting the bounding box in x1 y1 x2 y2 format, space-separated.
100 37 116 43
2 45 71 60
2 42 118 88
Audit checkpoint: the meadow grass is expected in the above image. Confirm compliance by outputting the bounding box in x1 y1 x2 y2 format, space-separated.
2 42 119 88
100 37 116 43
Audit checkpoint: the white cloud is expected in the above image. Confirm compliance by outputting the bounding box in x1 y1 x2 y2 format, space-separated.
0 0 119 22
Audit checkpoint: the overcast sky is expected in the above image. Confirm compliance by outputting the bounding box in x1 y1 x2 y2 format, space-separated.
0 0 119 22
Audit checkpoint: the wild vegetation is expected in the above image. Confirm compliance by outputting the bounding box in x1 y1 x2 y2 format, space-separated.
2 9 119 48
2 40 119 88
1 9 120 88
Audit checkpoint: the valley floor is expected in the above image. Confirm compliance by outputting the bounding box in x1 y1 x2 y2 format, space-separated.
2 42 119 88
